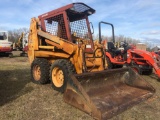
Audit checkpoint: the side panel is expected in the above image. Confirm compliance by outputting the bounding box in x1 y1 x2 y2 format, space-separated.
28 18 39 63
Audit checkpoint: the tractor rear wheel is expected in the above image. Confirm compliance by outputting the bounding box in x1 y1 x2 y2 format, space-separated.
8 53 13 58
132 66 142 75
31 58 50 84
50 59 76 93
106 57 113 69
143 69 153 75
114 65 123 68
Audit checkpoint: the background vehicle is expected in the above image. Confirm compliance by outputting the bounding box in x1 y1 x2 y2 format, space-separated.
104 23 160 79
28 3 155 120
0 31 13 57
155 51 160 56
13 32 28 56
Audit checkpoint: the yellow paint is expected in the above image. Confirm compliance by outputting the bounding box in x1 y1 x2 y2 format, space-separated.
28 17 107 74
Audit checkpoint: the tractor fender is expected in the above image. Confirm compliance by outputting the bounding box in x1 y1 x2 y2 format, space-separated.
105 52 114 62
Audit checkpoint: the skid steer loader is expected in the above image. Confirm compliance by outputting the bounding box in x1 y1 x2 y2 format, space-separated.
28 2 155 120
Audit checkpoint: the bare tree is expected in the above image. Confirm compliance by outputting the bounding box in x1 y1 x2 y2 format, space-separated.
93 33 140 47
8 28 29 42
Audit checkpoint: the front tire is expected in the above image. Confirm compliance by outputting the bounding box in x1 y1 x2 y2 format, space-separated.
31 58 50 84
143 69 153 75
50 59 75 93
106 57 113 69
8 53 13 58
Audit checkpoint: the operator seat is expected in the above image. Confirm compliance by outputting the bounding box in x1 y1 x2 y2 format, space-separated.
107 42 121 57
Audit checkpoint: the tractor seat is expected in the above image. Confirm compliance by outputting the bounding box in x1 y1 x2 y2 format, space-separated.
114 49 121 55
107 42 122 57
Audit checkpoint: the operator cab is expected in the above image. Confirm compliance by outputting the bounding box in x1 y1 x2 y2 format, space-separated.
38 3 95 44
0 31 7 41
0 31 13 56
99 22 130 58
107 42 122 57
66 3 95 42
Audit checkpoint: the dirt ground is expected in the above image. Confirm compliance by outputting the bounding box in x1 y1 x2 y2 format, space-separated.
0 51 160 120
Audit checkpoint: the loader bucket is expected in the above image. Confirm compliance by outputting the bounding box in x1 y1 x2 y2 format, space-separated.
64 67 155 120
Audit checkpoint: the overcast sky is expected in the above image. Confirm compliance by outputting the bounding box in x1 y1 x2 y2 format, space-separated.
0 0 160 47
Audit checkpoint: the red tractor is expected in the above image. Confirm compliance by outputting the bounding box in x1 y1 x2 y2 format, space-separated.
102 22 160 79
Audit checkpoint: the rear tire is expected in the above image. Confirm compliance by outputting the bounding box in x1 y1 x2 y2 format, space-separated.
132 66 142 75
20 52 27 57
50 59 76 93
106 57 113 69
8 53 13 58
31 58 50 84
114 65 123 68
143 69 153 75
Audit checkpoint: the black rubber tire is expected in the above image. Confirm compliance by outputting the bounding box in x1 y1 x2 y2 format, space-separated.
114 65 123 68
106 57 113 69
8 53 13 58
147 69 153 75
50 59 76 93
20 53 23 57
143 69 153 75
132 66 142 75
31 58 50 84
20 53 28 57
24 53 28 57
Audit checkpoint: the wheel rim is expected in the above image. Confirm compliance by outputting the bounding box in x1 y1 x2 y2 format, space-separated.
33 65 41 81
52 67 64 87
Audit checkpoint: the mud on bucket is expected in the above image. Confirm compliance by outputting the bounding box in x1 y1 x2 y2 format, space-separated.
63 67 155 120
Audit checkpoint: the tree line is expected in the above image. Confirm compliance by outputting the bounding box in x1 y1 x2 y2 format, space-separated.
93 34 140 45
8 28 29 43
8 28 149 49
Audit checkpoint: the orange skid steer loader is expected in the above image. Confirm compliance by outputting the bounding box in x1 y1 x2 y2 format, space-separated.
28 3 155 120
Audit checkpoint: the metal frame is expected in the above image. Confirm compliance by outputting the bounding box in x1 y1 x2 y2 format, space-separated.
38 3 95 43
99 21 115 44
